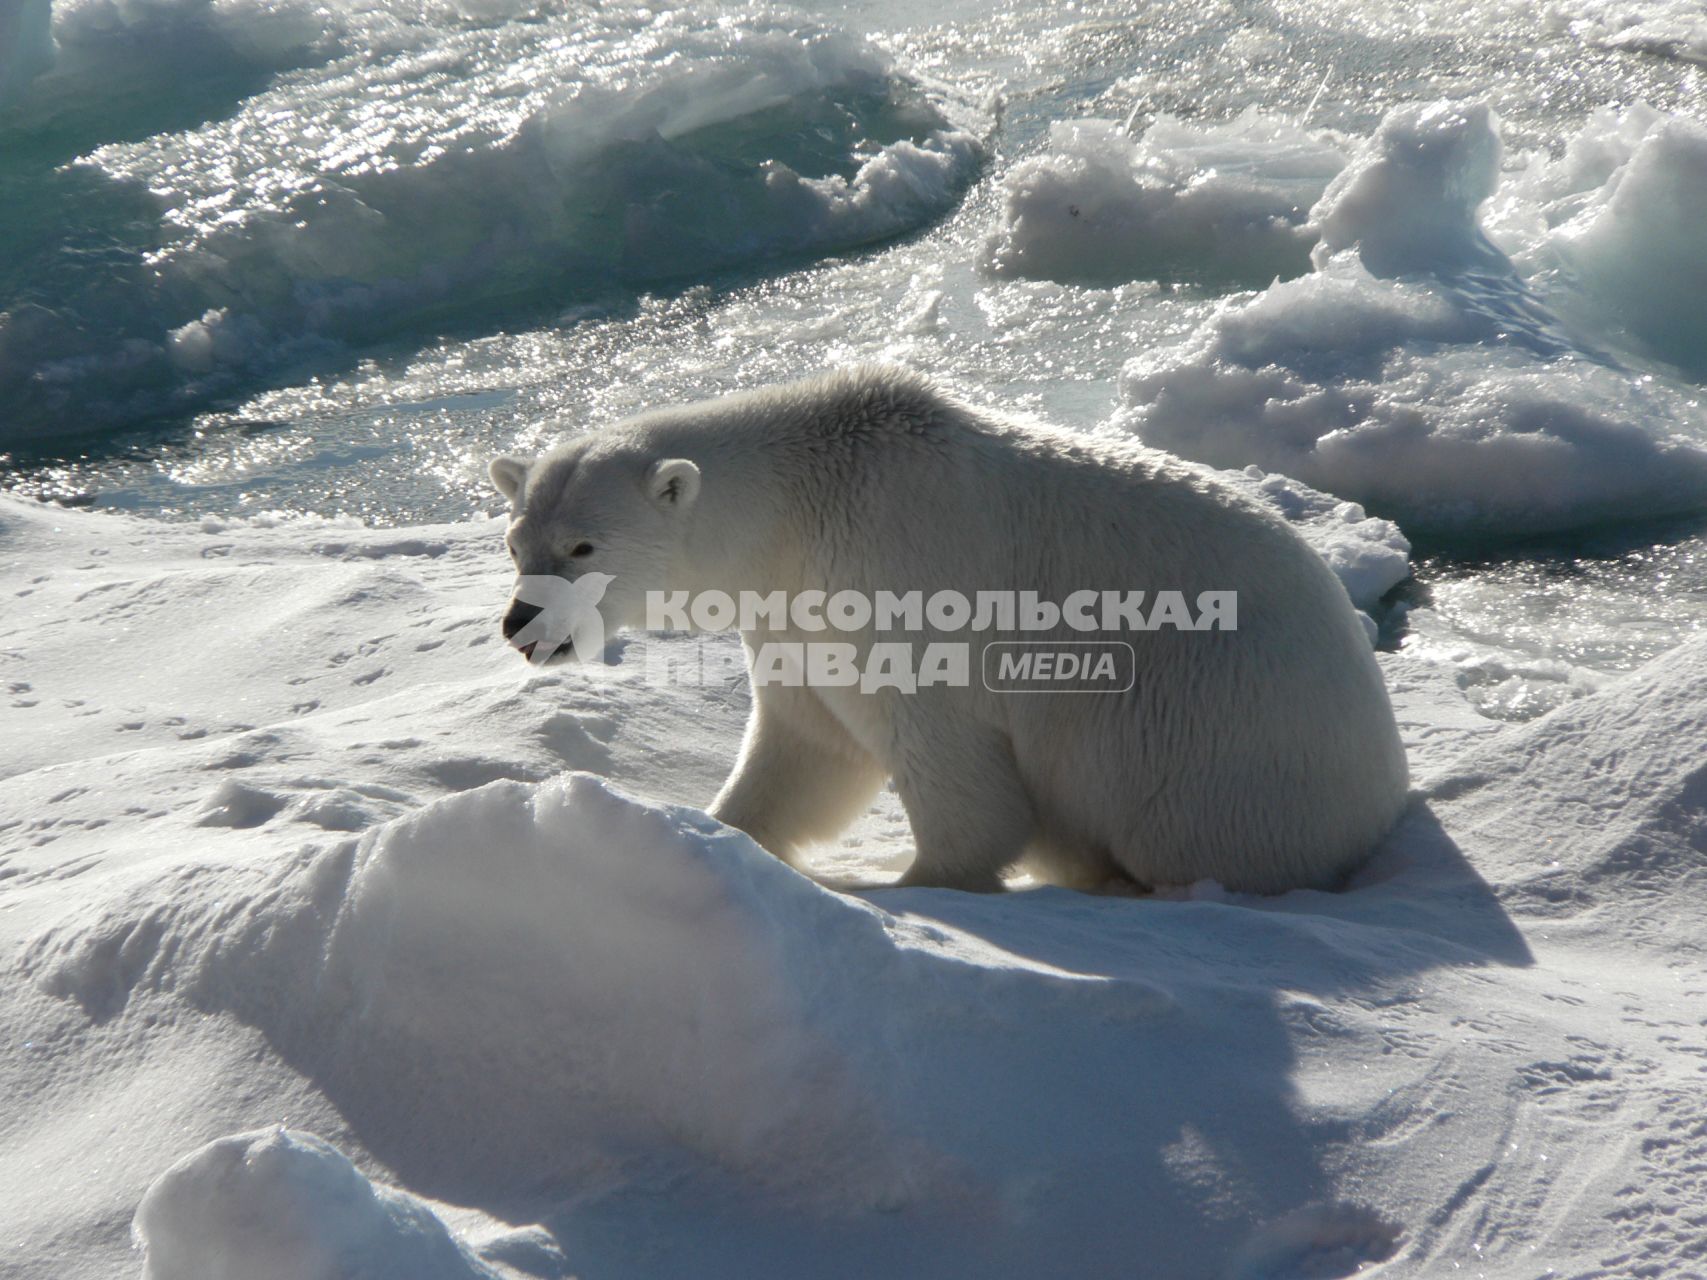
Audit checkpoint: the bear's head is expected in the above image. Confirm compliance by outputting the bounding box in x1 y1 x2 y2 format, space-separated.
489 439 700 664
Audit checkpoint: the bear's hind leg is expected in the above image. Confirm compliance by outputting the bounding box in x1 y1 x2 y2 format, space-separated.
709 685 885 867
893 725 1034 893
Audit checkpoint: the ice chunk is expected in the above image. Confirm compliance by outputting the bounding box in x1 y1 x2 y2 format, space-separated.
0 7 988 444
983 110 1348 286
1115 100 1707 540
1217 465 1412 613
1549 0 1707 64
1549 114 1707 376
1121 257 1707 539
1311 100 1505 277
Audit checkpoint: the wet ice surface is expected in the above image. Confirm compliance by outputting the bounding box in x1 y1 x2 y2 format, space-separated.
0 1 988 442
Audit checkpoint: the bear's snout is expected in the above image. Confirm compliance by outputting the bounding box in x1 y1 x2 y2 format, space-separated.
501 600 542 654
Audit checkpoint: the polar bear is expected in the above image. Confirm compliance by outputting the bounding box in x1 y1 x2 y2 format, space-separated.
490 366 1409 894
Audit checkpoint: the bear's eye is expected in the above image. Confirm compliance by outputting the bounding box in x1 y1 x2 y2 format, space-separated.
568 542 595 559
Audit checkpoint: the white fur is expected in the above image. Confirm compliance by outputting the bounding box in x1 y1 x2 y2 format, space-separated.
494 366 1410 893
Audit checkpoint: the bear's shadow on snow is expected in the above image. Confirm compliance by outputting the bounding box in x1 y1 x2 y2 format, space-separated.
859 798 1530 982
532 805 1521 1280
518 798 1524 1280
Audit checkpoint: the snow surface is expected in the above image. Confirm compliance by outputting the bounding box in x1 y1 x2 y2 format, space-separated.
1024 99 1707 540
3 489 1706 1278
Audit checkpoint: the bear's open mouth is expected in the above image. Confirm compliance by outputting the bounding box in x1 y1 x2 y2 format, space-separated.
514 638 574 663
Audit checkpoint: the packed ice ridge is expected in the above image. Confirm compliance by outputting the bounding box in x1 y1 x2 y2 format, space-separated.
1023 99 1707 537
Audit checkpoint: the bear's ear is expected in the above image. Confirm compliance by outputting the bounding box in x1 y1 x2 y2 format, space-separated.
647 458 701 511
488 456 530 506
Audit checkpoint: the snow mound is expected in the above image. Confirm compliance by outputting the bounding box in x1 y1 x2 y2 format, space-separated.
1116 100 1707 540
133 1128 500 1280
982 111 1347 286
307 775 932 1201
26 773 936 1204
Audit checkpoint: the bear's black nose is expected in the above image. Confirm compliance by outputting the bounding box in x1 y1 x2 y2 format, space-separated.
502 601 542 642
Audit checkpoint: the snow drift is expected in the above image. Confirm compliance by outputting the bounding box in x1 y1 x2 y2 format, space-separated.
28 771 1149 1214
